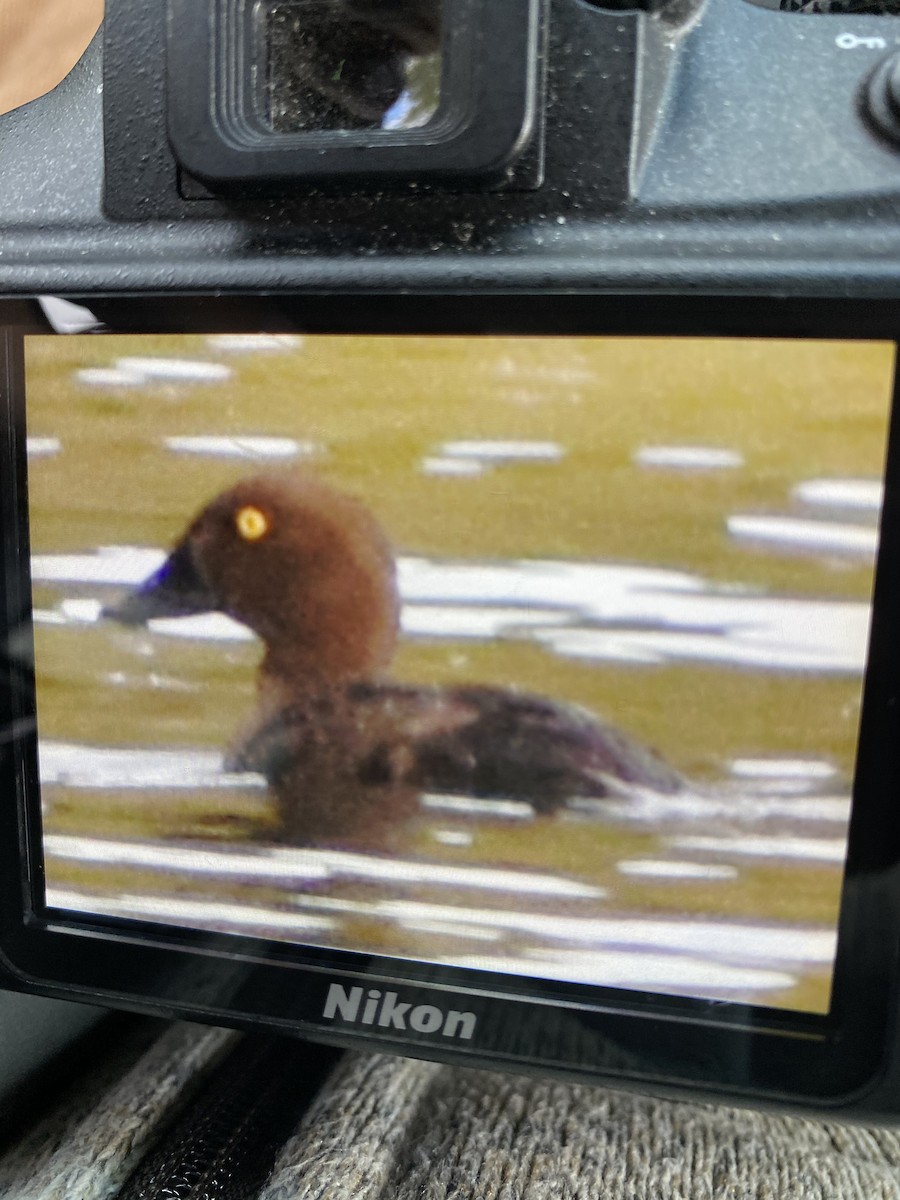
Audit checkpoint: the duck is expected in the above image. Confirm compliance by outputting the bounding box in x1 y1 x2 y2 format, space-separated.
103 472 682 849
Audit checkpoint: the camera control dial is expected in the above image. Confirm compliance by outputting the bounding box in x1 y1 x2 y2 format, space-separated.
864 51 900 144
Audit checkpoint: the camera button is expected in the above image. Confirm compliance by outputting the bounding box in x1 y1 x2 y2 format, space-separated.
863 51 900 145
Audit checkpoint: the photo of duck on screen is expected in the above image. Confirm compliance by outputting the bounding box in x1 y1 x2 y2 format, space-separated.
24 333 894 1015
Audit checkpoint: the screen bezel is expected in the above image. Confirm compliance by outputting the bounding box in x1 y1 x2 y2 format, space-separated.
3 292 900 1110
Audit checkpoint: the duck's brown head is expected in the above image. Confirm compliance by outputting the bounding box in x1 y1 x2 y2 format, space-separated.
104 473 400 686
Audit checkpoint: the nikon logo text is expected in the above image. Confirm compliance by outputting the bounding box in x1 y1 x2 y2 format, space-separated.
323 983 477 1040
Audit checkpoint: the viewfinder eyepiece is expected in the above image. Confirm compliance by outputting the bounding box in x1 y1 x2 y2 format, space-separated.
166 0 544 186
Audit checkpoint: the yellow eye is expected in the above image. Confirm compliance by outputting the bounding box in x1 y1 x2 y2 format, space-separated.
235 505 270 542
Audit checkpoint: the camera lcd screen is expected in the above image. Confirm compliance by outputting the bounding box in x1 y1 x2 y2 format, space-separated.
23 332 894 1020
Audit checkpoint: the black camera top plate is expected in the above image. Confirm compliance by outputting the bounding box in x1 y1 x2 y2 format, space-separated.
1 1 900 294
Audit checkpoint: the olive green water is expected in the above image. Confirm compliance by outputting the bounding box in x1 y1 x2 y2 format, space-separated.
24 333 896 1014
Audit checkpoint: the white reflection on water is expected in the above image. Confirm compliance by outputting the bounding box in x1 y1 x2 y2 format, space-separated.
442 952 794 995
588 788 850 827
43 834 605 899
116 358 232 383
75 367 146 389
730 758 838 781
432 830 474 848
27 437 62 458
34 547 167 586
422 441 565 478
71 890 793 994
43 831 835 999
402 605 571 640
438 440 566 463
47 888 336 938
727 515 878 559
421 793 534 820
618 860 739 881
793 478 883 514
76 359 233 388
165 436 319 461
32 548 872 674
535 616 864 673
672 834 847 864
205 334 304 354
421 458 489 478
37 742 848 1001
371 901 837 965
39 743 264 791
635 446 744 471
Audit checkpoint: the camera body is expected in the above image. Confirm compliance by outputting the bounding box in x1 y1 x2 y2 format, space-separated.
7 0 900 288
4 0 900 1124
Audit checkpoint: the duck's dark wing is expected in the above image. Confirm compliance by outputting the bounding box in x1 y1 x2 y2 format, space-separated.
388 684 682 811
229 683 681 813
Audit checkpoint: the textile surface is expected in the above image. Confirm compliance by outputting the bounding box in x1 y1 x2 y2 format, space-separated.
262 1049 900 1200
0 1022 234 1200
2 1021 900 1200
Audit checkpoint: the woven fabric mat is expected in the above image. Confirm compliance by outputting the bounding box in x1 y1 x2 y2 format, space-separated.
2 1021 900 1200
